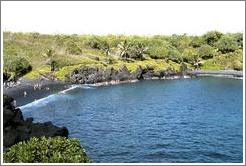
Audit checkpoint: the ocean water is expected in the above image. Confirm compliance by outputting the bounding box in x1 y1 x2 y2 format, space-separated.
20 77 243 163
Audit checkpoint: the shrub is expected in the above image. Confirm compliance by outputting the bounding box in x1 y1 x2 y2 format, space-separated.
182 48 198 63
4 55 32 78
148 46 169 59
66 40 82 55
167 48 182 63
31 32 40 39
197 44 217 59
233 33 243 48
50 60 59 71
3 136 90 163
201 49 243 71
189 36 204 48
203 31 223 46
227 49 243 70
99 40 111 56
130 42 148 60
215 34 239 53
232 60 243 71
87 37 101 49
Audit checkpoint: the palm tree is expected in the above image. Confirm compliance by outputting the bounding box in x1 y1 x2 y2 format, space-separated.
118 40 131 60
100 41 110 56
192 54 203 70
134 42 148 60
45 48 56 71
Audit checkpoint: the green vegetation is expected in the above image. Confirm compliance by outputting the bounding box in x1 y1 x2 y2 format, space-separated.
3 54 32 81
3 31 243 81
3 136 90 163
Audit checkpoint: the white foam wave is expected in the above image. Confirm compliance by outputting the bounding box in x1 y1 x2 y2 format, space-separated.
19 84 95 110
19 94 58 110
59 84 94 94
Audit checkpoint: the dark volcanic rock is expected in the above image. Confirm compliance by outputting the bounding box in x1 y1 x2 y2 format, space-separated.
131 66 144 79
141 66 155 79
66 65 179 84
3 72 11 82
67 66 133 84
3 95 69 148
117 65 131 81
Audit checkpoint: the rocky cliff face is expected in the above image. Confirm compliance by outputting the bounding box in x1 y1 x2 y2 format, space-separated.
66 65 179 84
3 95 69 148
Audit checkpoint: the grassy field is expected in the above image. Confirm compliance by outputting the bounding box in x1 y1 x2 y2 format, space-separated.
3 31 243 81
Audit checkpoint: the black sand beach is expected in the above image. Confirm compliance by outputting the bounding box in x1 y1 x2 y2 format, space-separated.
3 79 71 107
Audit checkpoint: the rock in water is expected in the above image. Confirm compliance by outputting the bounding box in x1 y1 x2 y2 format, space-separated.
3 95 69 148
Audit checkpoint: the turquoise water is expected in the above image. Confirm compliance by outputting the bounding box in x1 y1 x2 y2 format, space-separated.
20 77 243 163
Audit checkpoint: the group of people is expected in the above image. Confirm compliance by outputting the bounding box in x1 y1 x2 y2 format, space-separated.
23 83 50 97
33 83 50 90
3 81 21 88
33 83 42 90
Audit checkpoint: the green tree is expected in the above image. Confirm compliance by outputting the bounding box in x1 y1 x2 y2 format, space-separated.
87 37 101 49
167 48 182 63
233 33 243 48
131 42 148 60
3 55 32 79
147 41 170 59
181 48 202 68
100 40 111 56
215 34 239 53
197 44 217 59
170 34 191 52
203 31 223 46
189 36 204 48
182 47 198 63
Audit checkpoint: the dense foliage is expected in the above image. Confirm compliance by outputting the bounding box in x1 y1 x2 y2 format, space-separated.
3 54 32 80
3 31 243 80
3 136 90 163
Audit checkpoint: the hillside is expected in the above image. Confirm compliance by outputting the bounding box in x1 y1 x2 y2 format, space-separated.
3 31 243 82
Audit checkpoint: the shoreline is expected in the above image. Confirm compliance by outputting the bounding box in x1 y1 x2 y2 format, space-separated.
90 75 191 87
3 79 71 107
89 70 243 87
186 70 243 78
3 70 243 106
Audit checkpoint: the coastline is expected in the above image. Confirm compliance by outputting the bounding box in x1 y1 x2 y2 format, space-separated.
186 70 243 78
3 70 243 106
90 75 191 87
3 79 71 107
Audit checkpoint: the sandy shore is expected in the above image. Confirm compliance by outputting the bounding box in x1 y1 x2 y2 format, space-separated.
3 79 71 107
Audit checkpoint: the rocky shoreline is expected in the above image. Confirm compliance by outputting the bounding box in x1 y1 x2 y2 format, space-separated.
3 95 69 149
3 67 243 106
65 66 243 86
65 65 181 84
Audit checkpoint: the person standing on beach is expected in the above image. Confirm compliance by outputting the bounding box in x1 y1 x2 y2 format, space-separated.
24 91 27 97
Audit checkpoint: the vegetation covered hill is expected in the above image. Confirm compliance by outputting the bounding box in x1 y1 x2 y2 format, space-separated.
3 31 243 81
